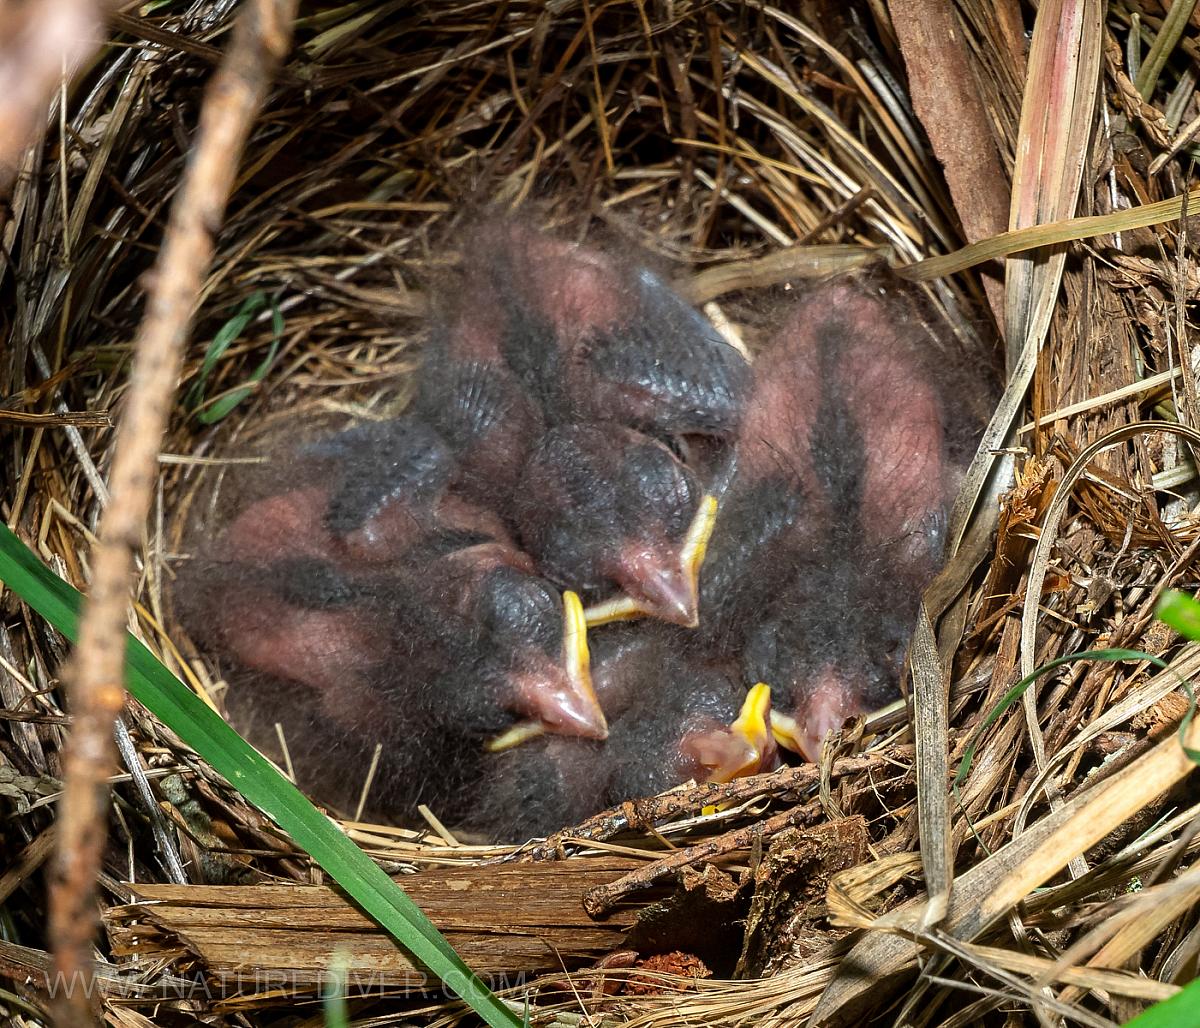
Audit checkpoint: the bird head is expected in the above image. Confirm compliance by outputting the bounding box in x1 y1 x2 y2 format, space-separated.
585 445 718 630
473 571 607 741
680 682 779 782
742 570 910 761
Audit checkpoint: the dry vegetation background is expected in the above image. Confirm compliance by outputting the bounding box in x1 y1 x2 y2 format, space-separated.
3 0 1200 1026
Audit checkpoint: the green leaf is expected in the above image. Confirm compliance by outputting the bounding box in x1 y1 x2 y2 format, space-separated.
195 332 280 424
0 523 519 1028
187 292 282 422
1123 976 1200 1027
1157 590 1200 641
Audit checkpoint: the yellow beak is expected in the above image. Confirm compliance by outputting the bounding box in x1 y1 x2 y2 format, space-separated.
583 493 719 628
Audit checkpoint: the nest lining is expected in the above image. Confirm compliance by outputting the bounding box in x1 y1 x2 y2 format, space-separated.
3 1 1200 1025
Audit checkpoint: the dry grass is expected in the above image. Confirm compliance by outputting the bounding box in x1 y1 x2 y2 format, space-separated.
3 0 1200 1025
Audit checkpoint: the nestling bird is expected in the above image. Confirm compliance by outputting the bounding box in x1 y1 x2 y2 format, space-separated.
429 219 746 627
412 540 604 739
464 624 777 839
182 421 607 744
717 274 989 759
195 556 482 818
596 629 776 800
181 542 606 818
513 422 718 628
469 219 751 439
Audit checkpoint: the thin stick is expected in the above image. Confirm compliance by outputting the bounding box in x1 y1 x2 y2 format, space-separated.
354 743 383 823
274 723 296 782
583 801 819 916
48 3 296 1022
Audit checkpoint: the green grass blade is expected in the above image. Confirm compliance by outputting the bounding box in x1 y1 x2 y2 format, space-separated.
0 523 519 1028
1123 977 1200 1027
322 951 351 1028
190 292 282 423
195 336 279 424
1156 591 1200 762
195 292 266 380
952 648 1165 791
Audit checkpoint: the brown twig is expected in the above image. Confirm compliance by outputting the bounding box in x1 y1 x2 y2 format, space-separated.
0 410 110 428
47 2 296 1022
521 752 897 862
582 799 821 917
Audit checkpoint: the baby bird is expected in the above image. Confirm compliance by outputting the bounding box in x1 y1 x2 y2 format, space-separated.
412 540 603 739
434 219 747 629
464 626 776 840
184 420 608 744
513 423 717 628
177 537 457 817
470 219 751 438
740 552 914 761
598 631 776 800
706 274 989 759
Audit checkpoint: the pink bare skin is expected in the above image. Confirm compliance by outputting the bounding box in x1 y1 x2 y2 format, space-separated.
470 219 749 437
727 274 990 760
223 487 334 564
216 588 381 698
811 281 948 560
514 231 625 340
338 492 515 566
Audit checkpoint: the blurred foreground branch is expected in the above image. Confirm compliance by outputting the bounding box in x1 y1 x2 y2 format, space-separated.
47 1 297 1023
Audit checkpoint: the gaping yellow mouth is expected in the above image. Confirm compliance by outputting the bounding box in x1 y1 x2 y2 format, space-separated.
583 493 719 628
706 682 775 783
487 590 607 748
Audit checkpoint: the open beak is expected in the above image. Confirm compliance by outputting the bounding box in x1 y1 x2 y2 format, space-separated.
508 590 608 740
770 665 857 761
769 709 807 757
724 683 779 779
584 494 718 629
682 683 779 784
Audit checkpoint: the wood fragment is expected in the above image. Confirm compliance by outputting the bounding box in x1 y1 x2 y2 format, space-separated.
104 859 644 995
522 752 896 862
583 801 819 917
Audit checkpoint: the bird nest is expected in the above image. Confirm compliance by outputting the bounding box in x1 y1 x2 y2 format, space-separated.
3 1 1200 1026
